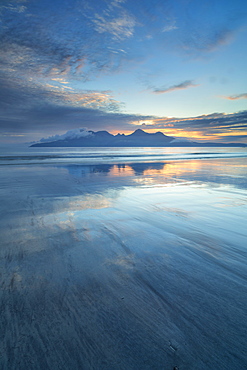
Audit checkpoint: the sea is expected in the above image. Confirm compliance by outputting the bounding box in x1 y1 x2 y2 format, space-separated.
0 145 247 369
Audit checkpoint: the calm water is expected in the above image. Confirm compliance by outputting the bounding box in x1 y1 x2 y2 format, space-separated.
0 146 246 165
0 147 247 369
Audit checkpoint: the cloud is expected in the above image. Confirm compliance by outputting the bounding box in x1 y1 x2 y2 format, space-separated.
0 71 122 112
215 134 247 142
0 98 152 139
1 0 245 85
162 19 178 33
1 66 246 144
149 111 247 131
168 112 246 132
152 80 198 94
0 0 137 82
180 28 235 54
38 128 93 143
0 72 154 140
1 73 246 144
167 1 247 56
93 11 136 40
162 24 178 32
0 71 137 139
1 0 247 145
65 91 122 111
134 111 247 142
222 93 247 100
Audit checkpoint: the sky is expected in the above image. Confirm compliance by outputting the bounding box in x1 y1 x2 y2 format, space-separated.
0 0 247 144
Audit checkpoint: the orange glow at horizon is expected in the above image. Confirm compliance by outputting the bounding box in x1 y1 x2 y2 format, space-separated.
110 128 222 141
110 127 247 142
144 128 216 141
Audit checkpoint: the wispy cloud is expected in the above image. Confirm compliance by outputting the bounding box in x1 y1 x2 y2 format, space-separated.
65 90 123 111
0 72 153 139
149 112 247 130
0 0 136 83
1 0 245 83
162 19 178 33
1 71 246 144
180 28 235 54
222 93 247 100
152 80 198 94
1 0 247 145
93 12 136 40
131 111 247 142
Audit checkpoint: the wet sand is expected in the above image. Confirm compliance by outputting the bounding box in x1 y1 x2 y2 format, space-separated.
0 158 247 369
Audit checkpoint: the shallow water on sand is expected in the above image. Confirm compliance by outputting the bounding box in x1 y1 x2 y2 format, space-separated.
0 148 247 369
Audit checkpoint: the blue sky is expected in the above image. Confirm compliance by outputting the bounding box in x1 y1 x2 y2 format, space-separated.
0 0 247 143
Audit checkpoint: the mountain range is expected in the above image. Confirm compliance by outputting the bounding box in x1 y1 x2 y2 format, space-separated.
31 129 246 147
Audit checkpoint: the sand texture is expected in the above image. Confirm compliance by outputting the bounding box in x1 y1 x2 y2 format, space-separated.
1 153 247 369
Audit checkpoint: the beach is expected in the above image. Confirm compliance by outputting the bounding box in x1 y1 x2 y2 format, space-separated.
0 147 247 369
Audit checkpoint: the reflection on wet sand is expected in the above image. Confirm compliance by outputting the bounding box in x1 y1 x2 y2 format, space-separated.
65 157 247 189
0 156 247 369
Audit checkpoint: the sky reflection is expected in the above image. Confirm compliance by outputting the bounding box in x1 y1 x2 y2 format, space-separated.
1 152 247 369
64 157 247 190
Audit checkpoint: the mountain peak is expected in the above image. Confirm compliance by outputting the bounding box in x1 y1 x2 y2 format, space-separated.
130 129 147 136
30 128 246 148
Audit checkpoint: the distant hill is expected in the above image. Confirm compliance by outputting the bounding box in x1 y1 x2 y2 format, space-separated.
31 129 247 147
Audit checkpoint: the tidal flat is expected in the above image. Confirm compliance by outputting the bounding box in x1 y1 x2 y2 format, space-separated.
0 148 247 369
